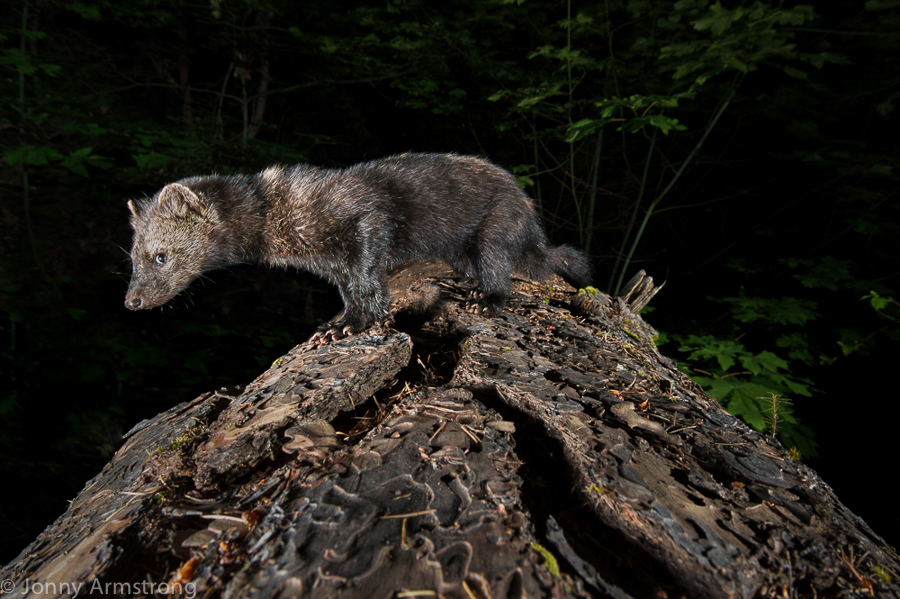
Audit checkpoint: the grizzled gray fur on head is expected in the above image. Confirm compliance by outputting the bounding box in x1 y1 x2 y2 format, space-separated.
125 152 591 339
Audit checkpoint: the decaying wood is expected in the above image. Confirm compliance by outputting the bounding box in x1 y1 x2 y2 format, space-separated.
3 261 898 598
617 269 664 313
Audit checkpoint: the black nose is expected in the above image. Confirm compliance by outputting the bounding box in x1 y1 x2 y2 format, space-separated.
125 297 143 310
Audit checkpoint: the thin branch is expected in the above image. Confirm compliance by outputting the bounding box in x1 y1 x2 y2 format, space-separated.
614 86 736 295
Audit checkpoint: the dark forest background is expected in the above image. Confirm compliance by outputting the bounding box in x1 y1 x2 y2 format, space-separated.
2 0 898 562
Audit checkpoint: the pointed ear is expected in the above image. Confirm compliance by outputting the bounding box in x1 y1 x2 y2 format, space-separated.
156 183 208 217
127 199 141 220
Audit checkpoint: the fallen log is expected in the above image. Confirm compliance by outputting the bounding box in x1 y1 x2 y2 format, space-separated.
3 261 897 598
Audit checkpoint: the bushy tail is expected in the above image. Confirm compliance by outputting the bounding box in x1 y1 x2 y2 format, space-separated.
547 244 592 288
518 243 592 287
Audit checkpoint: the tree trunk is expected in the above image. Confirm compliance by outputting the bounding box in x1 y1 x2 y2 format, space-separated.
2 261 898 598
246 11 270 142
177 23 194 138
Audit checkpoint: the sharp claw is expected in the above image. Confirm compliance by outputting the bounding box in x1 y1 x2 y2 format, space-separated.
309 323 361 345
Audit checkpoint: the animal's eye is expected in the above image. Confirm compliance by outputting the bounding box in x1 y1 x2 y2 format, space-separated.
154 253 167 265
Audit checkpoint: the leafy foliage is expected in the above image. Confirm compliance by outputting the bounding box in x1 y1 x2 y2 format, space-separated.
675 331 816 457
665 251 898 458
485 0 841 294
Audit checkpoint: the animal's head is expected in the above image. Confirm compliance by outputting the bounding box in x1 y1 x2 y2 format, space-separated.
125 182 226 310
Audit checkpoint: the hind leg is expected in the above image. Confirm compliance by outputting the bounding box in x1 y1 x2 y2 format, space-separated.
463 197 527 316
465 289 506 316
465 246 514 316
445 255 501 314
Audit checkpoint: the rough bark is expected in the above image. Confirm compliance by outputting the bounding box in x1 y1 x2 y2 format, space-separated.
3 260 898 599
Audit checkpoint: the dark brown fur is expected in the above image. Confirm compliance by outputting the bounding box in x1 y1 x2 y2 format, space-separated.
125 153 591 338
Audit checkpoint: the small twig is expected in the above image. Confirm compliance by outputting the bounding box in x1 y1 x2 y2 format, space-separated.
380 510 436 520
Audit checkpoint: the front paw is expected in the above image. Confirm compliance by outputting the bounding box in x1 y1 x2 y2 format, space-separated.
308 312 383 345
308 324 356 346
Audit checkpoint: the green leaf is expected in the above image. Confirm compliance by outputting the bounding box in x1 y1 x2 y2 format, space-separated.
782 66 808 80
40 63 63 77
741 350 789 376
782 378 812 397
721 382 773 431
2 144 65 166
864 291 891 311
775 333 814 365
865 0 900 10
694 4 737 37
61 147 108 177
648 114 687 134
133 153 176 168
726 56 749 73
63 2 102 20
515 175 534 189
781 256 853 290
565 118 604 142
718 295 819 325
